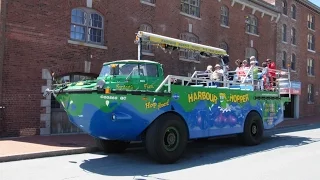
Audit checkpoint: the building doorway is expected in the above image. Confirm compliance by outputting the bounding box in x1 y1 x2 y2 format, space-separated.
50 73 97 134
284 95 294 118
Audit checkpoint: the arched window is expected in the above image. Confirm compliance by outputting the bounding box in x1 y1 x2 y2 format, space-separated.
140 24 153 53
291 53 296 71
291 4 296 19
282 51 287 69
245 47 258 61
245 15 258 34
282 1 287 15
282 24 287 42
291 27 296 45
70 8 104 44
179 33 199 62
220 5 229 26
219 42 228 53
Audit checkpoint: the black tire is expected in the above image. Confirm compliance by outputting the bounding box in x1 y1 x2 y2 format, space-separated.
145 113 188 164
238 111 264 146
95 138 130 153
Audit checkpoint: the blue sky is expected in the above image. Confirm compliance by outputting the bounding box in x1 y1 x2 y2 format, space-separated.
308 0 320 7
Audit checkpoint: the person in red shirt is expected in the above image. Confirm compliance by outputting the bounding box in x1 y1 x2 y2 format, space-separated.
266 59 276 88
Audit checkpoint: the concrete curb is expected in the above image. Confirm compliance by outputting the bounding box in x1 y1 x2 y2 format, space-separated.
0 147 99 163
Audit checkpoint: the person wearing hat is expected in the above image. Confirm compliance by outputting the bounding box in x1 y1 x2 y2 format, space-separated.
210 64 223 86
249 60 259 89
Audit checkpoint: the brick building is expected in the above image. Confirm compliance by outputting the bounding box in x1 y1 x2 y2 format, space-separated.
265 0 320 119
0 0 280 137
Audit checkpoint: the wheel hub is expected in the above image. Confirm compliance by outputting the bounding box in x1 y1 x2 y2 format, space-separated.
251 124 257 135
163 127 179 152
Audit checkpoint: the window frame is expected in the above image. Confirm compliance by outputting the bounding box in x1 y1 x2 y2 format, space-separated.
307 58 314 76
140 24 153 53
307 14 315 30
291 27 296 45
70 8 104 45
180 0 200 18
282 51 287 69
307 84 314 103
307 34 315 51
245 15 258 35
291 4 296 19
291 53 296 71
282 0 287 15
245 47 258 61
220 5 229 26
179 32 200 62
282 24 287 42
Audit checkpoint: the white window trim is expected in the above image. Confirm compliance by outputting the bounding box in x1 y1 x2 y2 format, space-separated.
307 49 316 53
68 40 108 50
140 0 156 7
180 12 201 20
220 24 230 28
245 32 260 37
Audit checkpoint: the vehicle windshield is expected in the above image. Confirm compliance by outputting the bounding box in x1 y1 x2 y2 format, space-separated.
99 63 158 77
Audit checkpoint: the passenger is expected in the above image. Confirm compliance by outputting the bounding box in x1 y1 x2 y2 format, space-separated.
261 62 270 90
210 64 223 86
204 65 213 86
234 59 244 81
205 65 213 73
266 59 276 88
249 60 259 89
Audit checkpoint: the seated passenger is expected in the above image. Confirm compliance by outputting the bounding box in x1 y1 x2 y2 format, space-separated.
210 64 223 86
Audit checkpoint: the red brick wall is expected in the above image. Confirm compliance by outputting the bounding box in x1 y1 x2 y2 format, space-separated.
275 0 320 117
0 0 278 137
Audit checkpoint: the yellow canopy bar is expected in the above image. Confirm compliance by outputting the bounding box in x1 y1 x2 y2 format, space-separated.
136 31 228 56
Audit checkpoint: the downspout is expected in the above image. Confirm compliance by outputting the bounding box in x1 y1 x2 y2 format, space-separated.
0 0 8 133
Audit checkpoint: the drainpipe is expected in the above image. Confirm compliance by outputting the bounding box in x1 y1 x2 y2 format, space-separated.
0 0 8 133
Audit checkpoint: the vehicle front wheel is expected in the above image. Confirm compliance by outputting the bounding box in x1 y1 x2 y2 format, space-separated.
95 138 130 153
145 113 188 164
238 111 264 146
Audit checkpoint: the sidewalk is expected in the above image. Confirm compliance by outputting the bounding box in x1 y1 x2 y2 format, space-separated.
0 115 319 163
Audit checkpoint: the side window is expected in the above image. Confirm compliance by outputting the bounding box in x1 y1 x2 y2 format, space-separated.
140 64 158 77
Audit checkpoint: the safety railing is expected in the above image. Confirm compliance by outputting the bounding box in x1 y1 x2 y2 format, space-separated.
155 65 291 98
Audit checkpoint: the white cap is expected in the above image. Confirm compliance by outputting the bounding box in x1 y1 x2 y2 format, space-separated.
250 56 255 60
215 64 221 68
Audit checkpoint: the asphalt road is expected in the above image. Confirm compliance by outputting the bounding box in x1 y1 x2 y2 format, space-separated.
1 124 320 180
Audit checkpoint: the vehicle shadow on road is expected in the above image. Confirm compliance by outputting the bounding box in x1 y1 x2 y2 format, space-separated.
79 124 320 177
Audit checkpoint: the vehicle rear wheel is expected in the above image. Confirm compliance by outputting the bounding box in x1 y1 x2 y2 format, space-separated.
95 138 130 153
238 111 264 146
145 113 188 164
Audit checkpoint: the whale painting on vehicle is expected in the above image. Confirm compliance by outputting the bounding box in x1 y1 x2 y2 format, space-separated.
44 31 291 164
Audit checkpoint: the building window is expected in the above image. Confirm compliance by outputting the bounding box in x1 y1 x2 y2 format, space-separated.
307 14 315 30
291 27 296 45
180 0 200 18
291 53 296 71
307 58 314 76
245 47 258 61
282 24 287 42
179 33 199 61
291 4 296 19
219 42 228 53
245 15 258 35
220 5 229 26
307 34 315 51
282 51 287 69
308 84 314 103
282 1 287 15
70 8 104 44
141 0 155 4
140 24 153 53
